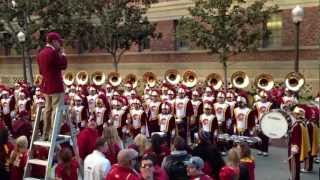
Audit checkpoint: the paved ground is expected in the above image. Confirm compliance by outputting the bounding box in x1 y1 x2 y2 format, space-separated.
253 146 319 180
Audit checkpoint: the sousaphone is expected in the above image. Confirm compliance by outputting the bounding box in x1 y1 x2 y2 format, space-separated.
182 70 197 88
285 72 305 92
231 71 249 89
255 73 274 91
76 71 89 85
91 71 106 86
165 69 181 85
63 72 75 86
143 72 157 88
124 73 138 88
206 73 223 90
108 72 122 87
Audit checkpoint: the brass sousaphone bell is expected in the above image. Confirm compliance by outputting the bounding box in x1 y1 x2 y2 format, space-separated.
206 73 223 90
165 69 181 85
124 73 138 88
108 72 122 87
231 71 250 89
76 71 89 85
63 72 75 86
91 71 106 86
285 72 305 92
143 72 157 88
255 73 274 91
182 70 197 88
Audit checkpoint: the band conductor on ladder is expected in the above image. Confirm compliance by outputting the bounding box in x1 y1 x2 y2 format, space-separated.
36 32 67 141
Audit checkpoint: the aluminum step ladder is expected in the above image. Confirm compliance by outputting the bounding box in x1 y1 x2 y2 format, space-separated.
23 104 81 180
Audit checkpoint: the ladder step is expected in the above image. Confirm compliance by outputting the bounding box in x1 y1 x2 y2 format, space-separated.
57 135 71 144
24 177 43 180
28 159 48 166
33 141 51 147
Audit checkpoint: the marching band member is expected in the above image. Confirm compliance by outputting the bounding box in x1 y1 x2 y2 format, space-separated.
281 88 298 111
0 88 15 132
71 94 89 130
123 82 134 99
147 90 161 134
233 96 255 136
300 104 319 172
128 97 147 137
253 90 274 156
16 90 31 119
87 86 98 115
109 98 128 138
158 102 175 145
288 107 310 180
199 103 218 142
166 89 176 113
174 86 194 141
213 91 231 134
190 90 203 143
160 83 170 102
202 87 215 105
104 83 114 103
94 95 110 135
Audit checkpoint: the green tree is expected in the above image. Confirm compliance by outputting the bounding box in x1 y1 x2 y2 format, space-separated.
90 0 161 72
178 0 278 90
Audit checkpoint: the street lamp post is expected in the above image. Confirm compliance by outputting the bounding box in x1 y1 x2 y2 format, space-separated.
17 31 27 82
291 5 304 73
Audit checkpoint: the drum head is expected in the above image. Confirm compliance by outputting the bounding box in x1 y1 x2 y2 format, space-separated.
261 111 288 139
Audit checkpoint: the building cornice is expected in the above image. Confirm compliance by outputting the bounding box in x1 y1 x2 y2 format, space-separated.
147 0 319 22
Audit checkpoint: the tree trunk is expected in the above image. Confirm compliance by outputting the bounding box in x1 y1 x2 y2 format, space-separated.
113 62 118 73
223 61 228 92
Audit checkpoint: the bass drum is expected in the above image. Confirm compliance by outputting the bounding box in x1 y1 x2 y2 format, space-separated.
260 110 291 139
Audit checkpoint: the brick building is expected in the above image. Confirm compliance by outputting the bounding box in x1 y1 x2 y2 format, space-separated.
0 0 319 95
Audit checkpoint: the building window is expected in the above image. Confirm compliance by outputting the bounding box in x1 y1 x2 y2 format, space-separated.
262 14 282 48
174 20 189 51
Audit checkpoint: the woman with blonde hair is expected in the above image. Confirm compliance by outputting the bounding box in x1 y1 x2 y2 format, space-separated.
9 135 28 180
102 126 123 164
219 148 240 180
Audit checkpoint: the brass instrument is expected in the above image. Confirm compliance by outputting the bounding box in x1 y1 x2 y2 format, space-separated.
143 72 157 88
63 72 75 86
91 71 106 86
108 72 122 87
231 71 249 89
255 73 274 91
285 72 305 92
164 69 181 85
206 73 223 90
76 71 89 85
182 70 197 88
34 74 43 86
124 73 138 88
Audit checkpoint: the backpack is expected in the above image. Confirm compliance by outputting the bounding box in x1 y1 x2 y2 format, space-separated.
164 153 191 180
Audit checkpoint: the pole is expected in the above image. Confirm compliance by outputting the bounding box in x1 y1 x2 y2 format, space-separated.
22 43 27 82
25 0 34 85
294 22 300 73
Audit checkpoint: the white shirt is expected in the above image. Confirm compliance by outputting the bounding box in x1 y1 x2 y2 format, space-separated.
84 150 111 180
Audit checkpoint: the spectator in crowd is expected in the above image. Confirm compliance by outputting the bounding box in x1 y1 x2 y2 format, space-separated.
102 126 123 165
132 133 149 158
238 143 255 180
9 135 28 180
106 148 140 180
192 131 225 179
55 147 79 180
219 148 242 180
11 111 32 142
77 119 99 160
0 128 13 179
161 136 191 180
185 156 213 180
144 134 170 166
84 137 111 180
140 154 168 180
